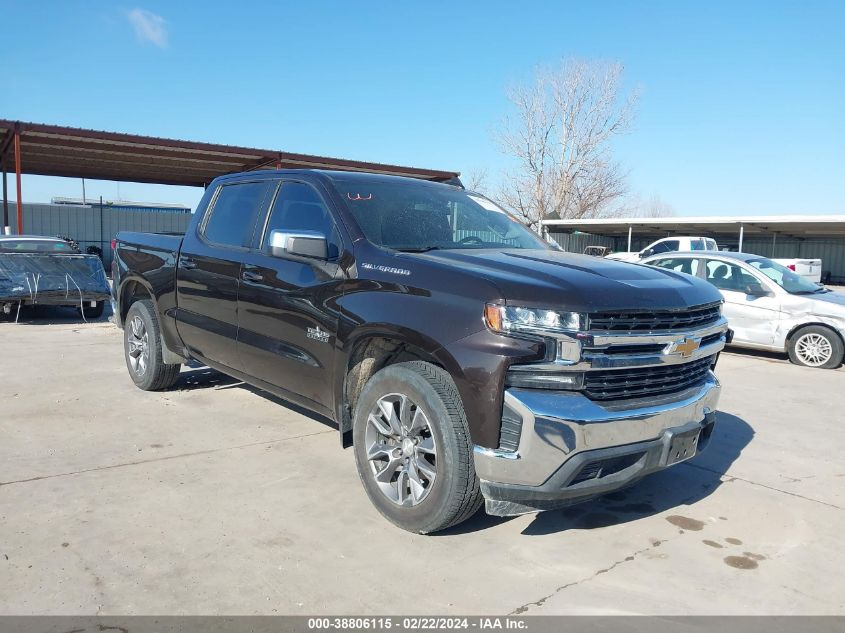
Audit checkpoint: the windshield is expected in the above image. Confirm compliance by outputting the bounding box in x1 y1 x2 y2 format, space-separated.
334 179 549 251
0 239 76 253
748 258 823 294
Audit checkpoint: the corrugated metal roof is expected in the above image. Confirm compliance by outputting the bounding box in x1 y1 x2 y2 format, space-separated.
51 196 190 210
543 215 845 239
0 119 461 187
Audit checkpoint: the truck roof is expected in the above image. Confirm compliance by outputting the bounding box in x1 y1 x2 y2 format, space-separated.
214 168 464 188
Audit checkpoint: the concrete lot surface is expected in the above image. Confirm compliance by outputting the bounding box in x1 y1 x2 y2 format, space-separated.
1 312 844 615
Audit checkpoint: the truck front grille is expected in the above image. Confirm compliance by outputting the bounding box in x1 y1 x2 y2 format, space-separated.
588 302 722 332
582 355 715 401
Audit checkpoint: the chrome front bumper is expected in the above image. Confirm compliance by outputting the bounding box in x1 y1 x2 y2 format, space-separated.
473 374 721 516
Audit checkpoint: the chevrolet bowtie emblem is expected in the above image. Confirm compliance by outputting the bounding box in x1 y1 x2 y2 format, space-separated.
673 337 701 358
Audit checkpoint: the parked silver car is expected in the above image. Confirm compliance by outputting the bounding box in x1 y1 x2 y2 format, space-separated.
642 251 845 369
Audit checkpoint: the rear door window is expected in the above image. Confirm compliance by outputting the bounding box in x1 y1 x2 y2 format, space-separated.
202 181 272 248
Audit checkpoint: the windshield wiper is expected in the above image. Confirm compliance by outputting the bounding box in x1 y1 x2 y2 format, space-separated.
394 246 443 253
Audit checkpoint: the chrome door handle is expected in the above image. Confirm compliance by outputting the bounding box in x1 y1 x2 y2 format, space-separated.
242 270 263 282
179 257 197 270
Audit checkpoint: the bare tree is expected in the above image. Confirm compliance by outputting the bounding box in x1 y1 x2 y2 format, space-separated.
618 193 676 218
463 168 490 194
496 59 637 231
640 193 676 218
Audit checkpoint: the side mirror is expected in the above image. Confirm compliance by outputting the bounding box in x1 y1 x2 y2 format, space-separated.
268 229 328 260
744 282 771 297
639 248 654 259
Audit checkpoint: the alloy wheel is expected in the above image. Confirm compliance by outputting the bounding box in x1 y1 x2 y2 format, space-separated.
795 332 833 367
126 315 150 376
365 393 438 506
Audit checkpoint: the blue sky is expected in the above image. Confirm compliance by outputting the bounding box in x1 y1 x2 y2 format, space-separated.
2 0 843 215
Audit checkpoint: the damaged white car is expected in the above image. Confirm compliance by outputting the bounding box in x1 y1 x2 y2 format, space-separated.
642 251 845 369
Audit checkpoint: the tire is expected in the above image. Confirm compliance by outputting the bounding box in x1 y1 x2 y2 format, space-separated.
123 299 182 390
787 325 844 369
352 360 482 534
81 301 105 319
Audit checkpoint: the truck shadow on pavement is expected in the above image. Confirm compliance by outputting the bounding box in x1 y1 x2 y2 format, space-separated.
167 366 755 535
440 412 754 536
174 365 338 430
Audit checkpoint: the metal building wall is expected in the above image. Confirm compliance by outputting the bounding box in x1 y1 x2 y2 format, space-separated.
742 238 845 282
547 232 617 253
549 230 845 283
9 203 192 269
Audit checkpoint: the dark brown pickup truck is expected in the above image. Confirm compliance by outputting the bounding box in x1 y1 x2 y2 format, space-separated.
112 169 727 533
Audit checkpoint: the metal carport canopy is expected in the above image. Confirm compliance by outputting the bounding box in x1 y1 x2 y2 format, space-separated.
542 216 845 240
0 119 460 187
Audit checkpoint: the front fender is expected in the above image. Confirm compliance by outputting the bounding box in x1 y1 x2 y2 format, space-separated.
332 321 542 449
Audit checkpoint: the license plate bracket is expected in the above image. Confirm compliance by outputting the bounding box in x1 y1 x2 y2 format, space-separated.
663 426 701 466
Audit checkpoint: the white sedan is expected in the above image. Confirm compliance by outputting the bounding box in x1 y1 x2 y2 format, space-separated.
641 251 845 369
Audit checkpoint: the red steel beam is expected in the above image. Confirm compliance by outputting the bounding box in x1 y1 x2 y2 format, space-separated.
14 124 22 234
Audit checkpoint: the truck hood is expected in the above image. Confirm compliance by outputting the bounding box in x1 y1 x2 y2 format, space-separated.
413 249 722 312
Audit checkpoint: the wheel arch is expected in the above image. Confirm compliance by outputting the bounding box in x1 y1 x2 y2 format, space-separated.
335 325 466 445
118 276 186 364
117 275 156 327
785 321 845 349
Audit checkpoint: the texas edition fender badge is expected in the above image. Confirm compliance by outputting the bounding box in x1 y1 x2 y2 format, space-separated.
307 326 331 344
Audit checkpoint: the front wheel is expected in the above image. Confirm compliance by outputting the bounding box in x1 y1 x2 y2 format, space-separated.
787 325 844 369
352 361 482 534
123 299 182 390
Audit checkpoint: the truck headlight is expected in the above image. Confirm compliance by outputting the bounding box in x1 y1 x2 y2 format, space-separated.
484 304 582 334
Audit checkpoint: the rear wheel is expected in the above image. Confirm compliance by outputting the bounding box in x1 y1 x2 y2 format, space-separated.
352 361 482 534
787 325 844 369
124 300 181 390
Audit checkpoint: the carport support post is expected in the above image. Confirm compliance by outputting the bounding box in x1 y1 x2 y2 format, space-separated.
2 166 8 234
627 225 633 252
14 124 22 235
738 224 744 252
99 196 104 257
